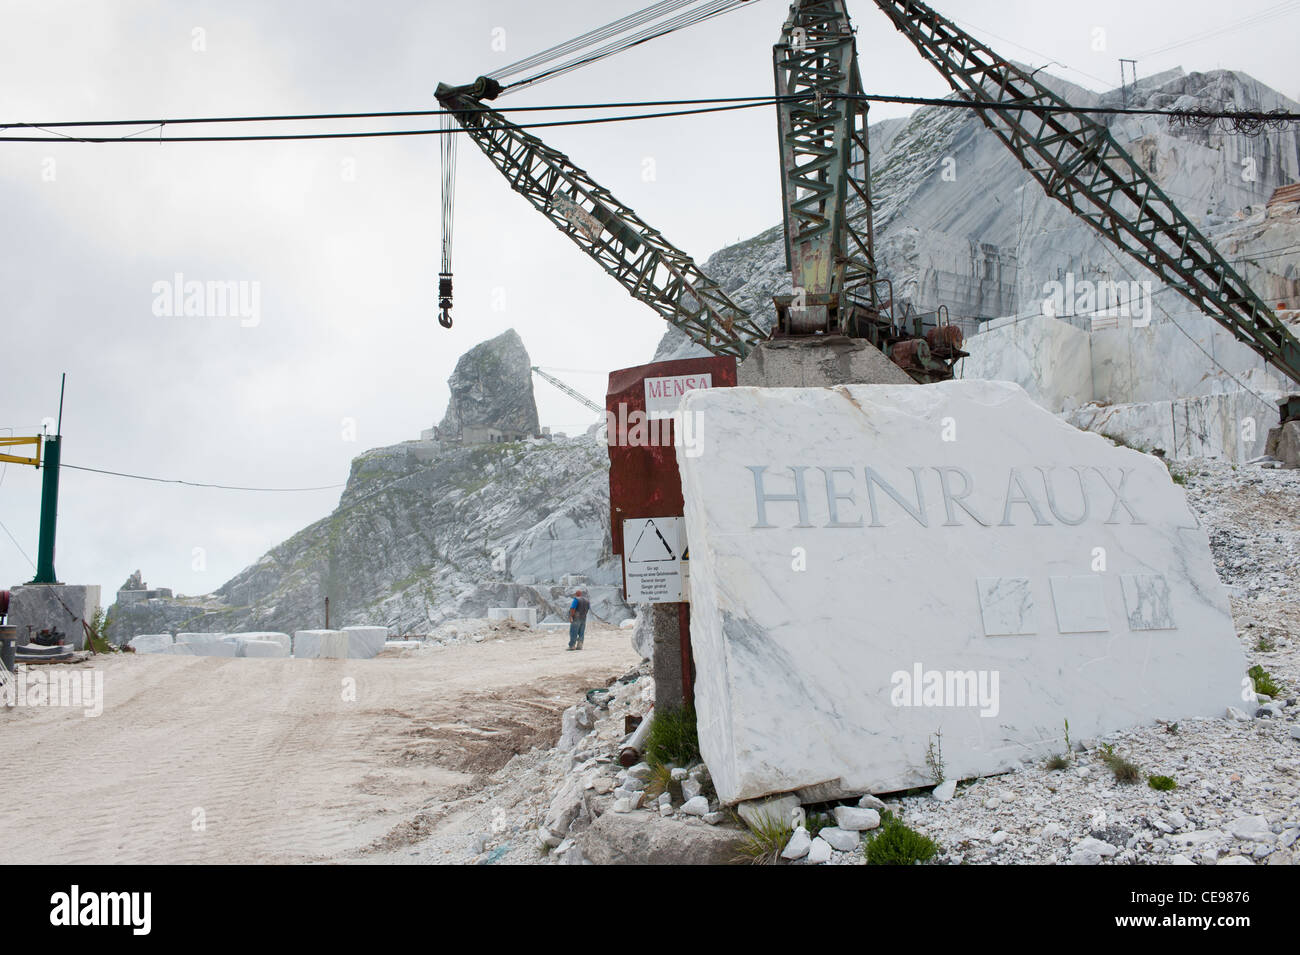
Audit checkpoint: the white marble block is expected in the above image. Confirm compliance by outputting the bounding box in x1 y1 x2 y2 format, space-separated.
128 633 174 653
292 629 348 659
677 380 1248 805
176 632 236 657
342 626 389 659
226 632 292 655
238 639 289 658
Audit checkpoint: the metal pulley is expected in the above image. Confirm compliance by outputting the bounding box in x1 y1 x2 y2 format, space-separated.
438 272 454 328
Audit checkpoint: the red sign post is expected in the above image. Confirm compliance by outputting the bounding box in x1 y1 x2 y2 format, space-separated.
606 356 737 706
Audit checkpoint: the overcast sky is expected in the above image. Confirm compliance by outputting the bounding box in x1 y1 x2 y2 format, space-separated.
1 0 1296 602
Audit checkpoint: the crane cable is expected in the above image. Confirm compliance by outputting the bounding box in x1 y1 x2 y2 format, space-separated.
497 0 758 96
437 0 762 329
438 108 457 328
488 0 702 84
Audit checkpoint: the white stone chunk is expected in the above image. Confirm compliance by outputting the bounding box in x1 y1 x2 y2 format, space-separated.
931 780 957 802
157 643 195 656
781 827 811 860
680 796 709 816
677 381 1248 804
805 837 832 864
819 826 860 852
832 806 880 831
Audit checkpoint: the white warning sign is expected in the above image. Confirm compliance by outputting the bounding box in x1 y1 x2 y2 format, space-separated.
623 516 684 603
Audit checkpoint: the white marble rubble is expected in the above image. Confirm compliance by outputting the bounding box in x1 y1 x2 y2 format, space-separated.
677 380 1249 805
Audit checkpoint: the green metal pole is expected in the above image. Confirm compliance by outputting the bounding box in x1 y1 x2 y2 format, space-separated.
32 374 66 585
32 434 60 584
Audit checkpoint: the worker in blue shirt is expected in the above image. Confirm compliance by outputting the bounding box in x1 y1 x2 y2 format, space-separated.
567 589 590 651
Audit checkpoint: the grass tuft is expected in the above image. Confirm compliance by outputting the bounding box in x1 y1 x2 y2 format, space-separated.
1098 743 1141 784
644 705 700 768
735 815 794 865
643 762 676 801
1148 774 1177 791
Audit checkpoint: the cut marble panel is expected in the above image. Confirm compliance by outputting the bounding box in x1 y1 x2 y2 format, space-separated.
976 578 1036 636
1048 575 1109 633
1120 574 1176 630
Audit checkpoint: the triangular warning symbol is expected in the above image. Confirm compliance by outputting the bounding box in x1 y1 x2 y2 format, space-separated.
628 519 676 562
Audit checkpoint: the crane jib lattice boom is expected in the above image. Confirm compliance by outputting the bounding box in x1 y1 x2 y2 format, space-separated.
435 78 765 359
872 0 1300 386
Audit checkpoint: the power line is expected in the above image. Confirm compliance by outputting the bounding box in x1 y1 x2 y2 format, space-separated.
0 99 788 143
0 516 36 569
0 94 792 131
1133 1 1300 59
6 93 1295 145
61 463 344 493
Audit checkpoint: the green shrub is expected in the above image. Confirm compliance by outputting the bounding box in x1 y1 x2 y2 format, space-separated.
645 705 700 768
1148 775 1177 791
864 811 939 865
1248 665 1282 698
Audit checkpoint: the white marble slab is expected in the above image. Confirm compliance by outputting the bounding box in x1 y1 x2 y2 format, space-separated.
677 380 1248 805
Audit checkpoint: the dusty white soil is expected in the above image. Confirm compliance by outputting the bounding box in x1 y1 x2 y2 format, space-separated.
0 624 636 864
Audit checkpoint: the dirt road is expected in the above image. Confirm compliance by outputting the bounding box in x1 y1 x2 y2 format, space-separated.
0 627 636 864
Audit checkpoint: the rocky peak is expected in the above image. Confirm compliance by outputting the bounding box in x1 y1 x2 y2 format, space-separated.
437 328 539 442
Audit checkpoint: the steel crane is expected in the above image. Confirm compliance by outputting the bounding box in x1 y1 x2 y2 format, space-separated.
436 0 1299 387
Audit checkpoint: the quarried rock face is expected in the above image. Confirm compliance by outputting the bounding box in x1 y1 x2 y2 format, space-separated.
678 380 1247 804
437 328 539 441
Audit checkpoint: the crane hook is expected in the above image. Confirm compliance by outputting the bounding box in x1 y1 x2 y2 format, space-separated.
437 273 454 329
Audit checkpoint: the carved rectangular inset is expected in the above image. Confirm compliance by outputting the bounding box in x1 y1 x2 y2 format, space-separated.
977 577 1035 635
1121 574 1176 630
1049 575 1109 632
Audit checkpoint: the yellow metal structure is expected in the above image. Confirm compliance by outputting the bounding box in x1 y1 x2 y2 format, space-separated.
0 436 42 467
